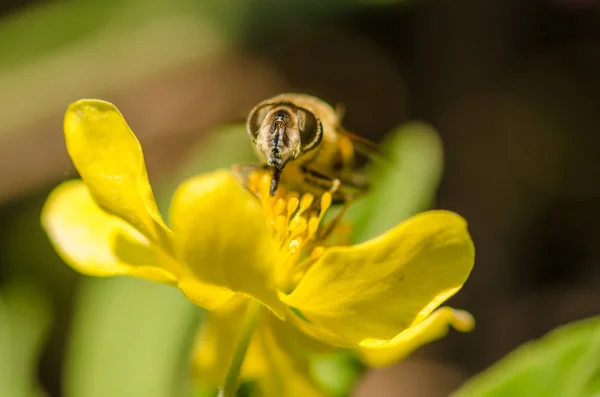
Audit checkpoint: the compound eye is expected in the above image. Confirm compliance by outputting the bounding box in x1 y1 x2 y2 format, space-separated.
296 107 322 152
247 104 273 142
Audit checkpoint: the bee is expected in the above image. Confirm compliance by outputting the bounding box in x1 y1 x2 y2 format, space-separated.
243 93 380 203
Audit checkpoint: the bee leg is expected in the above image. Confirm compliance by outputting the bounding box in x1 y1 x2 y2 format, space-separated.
318 197 352 241
299 166 341 201
300 166 367 203
296 169 348 240
329 178 341 195
231 163 269 189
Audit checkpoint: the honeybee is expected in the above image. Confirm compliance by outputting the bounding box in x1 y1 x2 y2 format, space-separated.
243 93 379 203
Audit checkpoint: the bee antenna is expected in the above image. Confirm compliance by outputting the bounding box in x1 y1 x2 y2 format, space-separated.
270 167 282 196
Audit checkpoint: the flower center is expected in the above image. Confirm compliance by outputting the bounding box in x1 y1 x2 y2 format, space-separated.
247 171 332 291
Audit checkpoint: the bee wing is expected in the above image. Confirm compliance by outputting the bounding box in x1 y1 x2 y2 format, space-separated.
339 128 387 163
334 101 387 164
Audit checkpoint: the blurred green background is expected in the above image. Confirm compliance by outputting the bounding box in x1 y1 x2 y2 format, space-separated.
1 0 600 396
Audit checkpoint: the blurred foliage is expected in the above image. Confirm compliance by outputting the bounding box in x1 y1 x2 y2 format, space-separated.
197 0 410 40
0 0 121 70
452 317 600 397
0 0 412 138
0 280 52 397
160 124 257 210
64 278 199 397
0 0 225 72
0 0 225 137
347 121 444 242
0 0 411 75
311 352 363 397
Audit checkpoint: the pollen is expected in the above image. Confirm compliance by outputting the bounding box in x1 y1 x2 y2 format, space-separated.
248 169 332 290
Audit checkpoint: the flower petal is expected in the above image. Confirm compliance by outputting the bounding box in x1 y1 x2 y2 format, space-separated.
170 170 285 317
270 309 335 356
282 210 474 345
64 99 171 248
191 297 267 386
192 301 325 396
41 180 176 283
359 307 474 367
255 317 326 397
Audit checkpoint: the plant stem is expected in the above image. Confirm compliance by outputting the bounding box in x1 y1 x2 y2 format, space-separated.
218 300 262 397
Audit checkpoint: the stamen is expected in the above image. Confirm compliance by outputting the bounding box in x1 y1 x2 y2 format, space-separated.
310 246 325 260
247 169 343 291
274 198 286 216
289 217 308 236
274 215 286 235
299 193 314 214
284 196 300 235
320 192 332 215
288 238 301 252
255 171 273 202
286 191 300 202
284 245 326 287
287 197 299 216
307 216 320 237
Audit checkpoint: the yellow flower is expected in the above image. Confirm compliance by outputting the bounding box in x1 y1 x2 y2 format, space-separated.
42 99 475 396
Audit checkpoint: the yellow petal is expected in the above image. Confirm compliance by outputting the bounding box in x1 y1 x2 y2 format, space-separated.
359 307 474 366
282 210 474 345
270 309 335 356
192 302 325 396
64 99 171 248
170 170 285 317
255 316 326 397
191 296 267 386
41 180 176 283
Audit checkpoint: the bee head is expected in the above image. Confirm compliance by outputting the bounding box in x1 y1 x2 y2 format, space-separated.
247 102 323 170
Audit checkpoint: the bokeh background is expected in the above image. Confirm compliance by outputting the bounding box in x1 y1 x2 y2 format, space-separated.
1 0 600 396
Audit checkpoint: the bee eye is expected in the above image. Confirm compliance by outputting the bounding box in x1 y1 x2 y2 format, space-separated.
296 108 322 152
247 104 273 142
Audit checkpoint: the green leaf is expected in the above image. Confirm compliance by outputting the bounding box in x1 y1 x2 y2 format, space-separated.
173 124 256 181
311 352 363 397
0 0 228 140
0 280 52 397
64 277 200 397
348 121 444 243
452 317 600 397
158 124 256 214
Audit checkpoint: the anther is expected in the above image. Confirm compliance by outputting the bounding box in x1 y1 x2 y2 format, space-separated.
320 193 332 216
310 246 325 259
287 197 299 216
274 215 286 235
299 193 314 213
274 198 286 215
308 216 320 237
288 239 301 251
289 217 307 236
